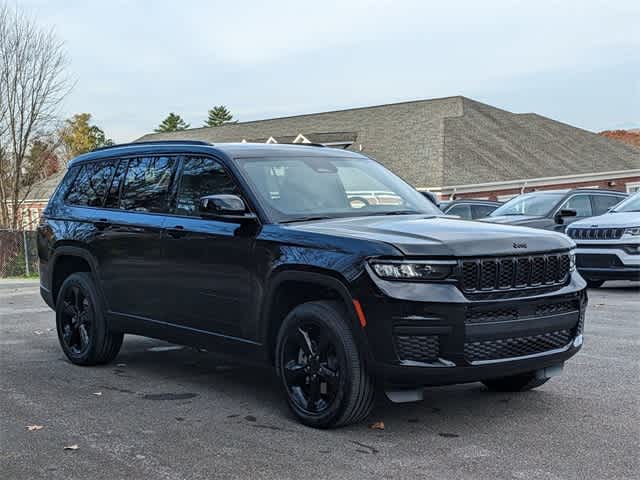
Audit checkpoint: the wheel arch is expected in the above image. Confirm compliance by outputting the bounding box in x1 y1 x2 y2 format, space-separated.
261 269 370 365
50 245 101 306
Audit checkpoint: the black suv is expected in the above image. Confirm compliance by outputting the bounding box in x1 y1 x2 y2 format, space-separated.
484 189 628 231
38 141 587 428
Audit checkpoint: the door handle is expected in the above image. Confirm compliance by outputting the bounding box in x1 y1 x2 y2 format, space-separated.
166 225 186 238
94 219 111 230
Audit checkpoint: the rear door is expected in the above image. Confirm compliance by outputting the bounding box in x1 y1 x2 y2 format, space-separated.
91 155 177 321
160 155 256 338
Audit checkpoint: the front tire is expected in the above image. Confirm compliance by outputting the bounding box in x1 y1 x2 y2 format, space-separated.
482 372 549 392
56 272 123 366
275 301 375 428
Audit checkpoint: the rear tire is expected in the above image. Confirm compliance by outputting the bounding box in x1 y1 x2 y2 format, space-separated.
275 301 375 428
482 372 549 392
586 279 605 288
56 272 123 366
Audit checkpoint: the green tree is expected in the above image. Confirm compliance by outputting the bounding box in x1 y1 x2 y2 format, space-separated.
204 105 235 127
61 113 113 159
155 113 190 132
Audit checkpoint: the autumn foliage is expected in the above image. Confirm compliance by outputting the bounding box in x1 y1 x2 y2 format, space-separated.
598 129 640 148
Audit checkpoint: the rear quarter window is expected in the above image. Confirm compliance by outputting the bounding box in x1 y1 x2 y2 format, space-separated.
65 161 117 207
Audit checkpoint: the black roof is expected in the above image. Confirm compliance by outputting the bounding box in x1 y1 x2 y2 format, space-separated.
68 141 363 167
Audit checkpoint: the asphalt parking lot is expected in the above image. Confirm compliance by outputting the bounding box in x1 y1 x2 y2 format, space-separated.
1 279 638 480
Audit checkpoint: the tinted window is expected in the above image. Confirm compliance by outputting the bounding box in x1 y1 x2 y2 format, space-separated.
120 156 175 212
472 204 498 218
104 160 128 209
561 195 592 217
592 195 625 215
175 157 239 215
446 204 472 219
65 161 117 207
491 193 565 217
237 156 441 222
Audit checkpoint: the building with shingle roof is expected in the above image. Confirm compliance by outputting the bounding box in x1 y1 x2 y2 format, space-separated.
138 96 640 198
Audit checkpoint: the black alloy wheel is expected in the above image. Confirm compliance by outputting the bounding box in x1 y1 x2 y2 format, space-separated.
59 284 92 356
282 322 341 415
276 301 375 428
56 272 123 365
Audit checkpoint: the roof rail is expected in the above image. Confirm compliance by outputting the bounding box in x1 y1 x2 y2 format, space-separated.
91 140 211 152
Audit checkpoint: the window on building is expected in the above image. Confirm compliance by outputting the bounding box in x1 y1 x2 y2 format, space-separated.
120 157 175 212
175 157 239 216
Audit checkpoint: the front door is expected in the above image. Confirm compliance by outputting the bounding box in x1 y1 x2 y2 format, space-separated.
160 156 256 338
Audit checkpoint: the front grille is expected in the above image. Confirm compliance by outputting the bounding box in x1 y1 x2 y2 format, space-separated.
567 227 624 240
395 335 439 362
576 253 623 268
535 300 579 317
460 253 570 293
464 330 571 363
466 308 518 324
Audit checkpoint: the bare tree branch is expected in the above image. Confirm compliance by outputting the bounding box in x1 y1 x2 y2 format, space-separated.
0 3 71 228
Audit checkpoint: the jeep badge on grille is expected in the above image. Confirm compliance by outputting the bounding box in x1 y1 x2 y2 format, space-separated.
513 242 528 249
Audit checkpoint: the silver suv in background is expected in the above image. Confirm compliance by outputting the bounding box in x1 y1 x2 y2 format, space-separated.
566 193 640 287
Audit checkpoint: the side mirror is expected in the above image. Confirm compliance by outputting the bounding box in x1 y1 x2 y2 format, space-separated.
198 194 257 221
555 208 577 224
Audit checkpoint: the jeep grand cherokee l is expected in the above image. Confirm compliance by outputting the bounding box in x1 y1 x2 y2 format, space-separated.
38 141 587 428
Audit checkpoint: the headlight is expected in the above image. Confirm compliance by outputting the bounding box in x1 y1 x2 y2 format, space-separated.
623 226 640 236
369 260 454 281
569 250 576 272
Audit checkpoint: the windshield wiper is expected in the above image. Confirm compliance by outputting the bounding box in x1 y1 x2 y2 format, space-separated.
280 216 333 224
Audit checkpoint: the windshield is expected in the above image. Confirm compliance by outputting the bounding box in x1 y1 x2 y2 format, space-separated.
236 155 442 223
612 193 640 212
490 192 565 217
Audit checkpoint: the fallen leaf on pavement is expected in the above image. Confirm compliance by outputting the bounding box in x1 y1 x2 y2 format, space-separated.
33 330 43 335
369 421 385 430
92 392 102 396
26 425 44 431
63 444 79 450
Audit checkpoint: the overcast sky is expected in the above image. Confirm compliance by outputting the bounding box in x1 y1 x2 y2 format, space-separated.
17 0 640 143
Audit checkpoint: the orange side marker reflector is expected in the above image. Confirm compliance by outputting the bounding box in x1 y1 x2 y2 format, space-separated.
352 299 367 328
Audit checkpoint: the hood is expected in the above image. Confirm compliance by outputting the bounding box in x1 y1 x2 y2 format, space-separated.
480 214 543 225
288 214 574 257
569 212 640 229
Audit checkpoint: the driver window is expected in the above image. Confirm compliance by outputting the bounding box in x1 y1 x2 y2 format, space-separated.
560 195 592 217
175 157 239 216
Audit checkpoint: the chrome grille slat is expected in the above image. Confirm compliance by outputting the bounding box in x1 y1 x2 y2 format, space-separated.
460 253 570 293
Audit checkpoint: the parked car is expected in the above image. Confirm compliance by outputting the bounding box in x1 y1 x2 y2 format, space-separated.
566 192 640 287
483 189 628 232
38 141 587 428
440 199 502 220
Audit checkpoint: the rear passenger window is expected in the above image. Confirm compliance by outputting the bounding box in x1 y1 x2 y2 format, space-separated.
65 161 117 207
120 156 175 212
175 157 239 215
592 195 624 215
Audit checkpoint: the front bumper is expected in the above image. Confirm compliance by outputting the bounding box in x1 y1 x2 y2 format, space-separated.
356 272 587 387
575 243 640 281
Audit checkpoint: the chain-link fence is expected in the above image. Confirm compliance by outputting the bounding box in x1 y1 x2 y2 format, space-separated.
0 230 39 278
